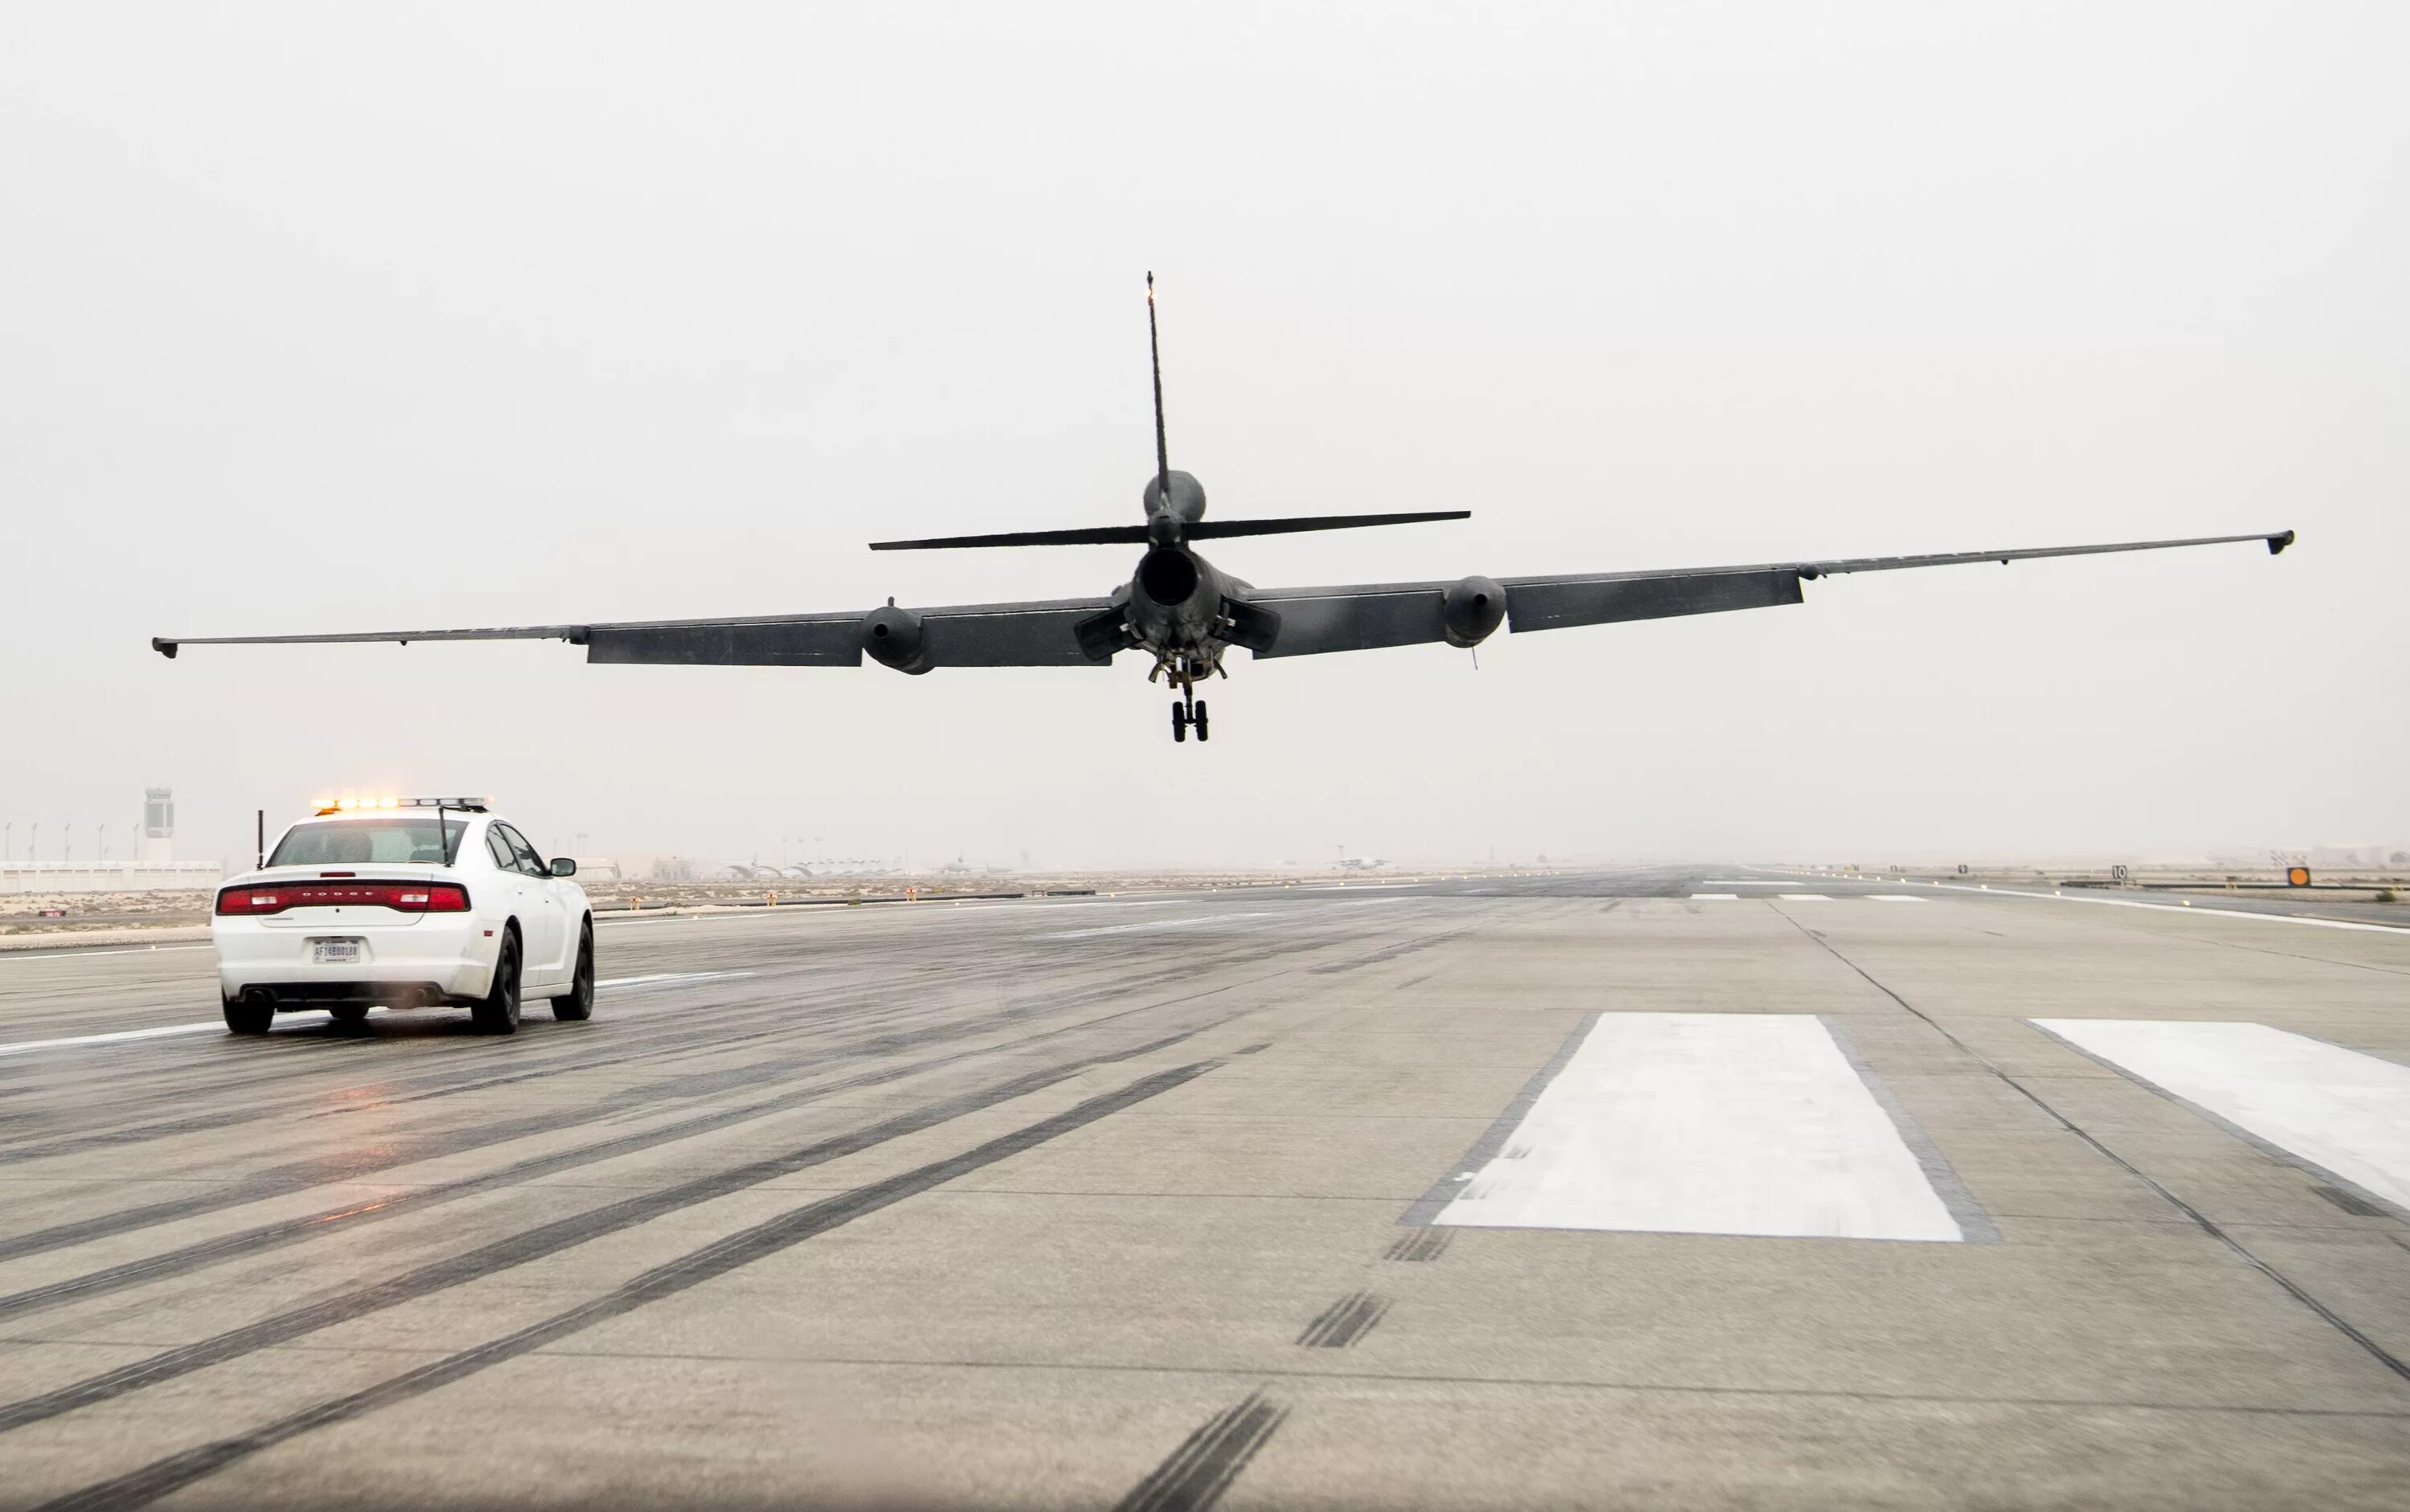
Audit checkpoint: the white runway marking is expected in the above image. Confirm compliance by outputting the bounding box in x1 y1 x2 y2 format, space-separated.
1779 893 1832 901
1905 882 2410 935
1690 893 1741 901
1701 881 1804 887
1432 1013 1968 1241
0 1020 233 1056
2033 1020 2410 1212
0 972 748 1058
0 943 214 963
1867 895 1927 903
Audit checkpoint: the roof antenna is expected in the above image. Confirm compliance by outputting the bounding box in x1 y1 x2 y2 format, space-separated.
1146 272 1172 515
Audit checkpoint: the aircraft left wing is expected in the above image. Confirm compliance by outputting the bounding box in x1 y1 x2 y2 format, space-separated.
152 595 1120 669
1246 529 2293 658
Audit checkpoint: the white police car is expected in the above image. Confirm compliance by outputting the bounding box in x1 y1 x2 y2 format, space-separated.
213 797 593 1036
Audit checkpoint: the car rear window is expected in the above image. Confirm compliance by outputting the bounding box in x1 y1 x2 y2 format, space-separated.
268 817 468 867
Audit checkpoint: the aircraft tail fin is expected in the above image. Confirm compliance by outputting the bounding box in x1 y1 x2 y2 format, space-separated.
864 275 1474 551
1148 272 1172 520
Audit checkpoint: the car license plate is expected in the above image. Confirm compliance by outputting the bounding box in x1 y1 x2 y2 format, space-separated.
311 940 362 966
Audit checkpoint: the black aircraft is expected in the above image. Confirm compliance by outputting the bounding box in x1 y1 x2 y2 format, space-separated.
155 276 2294 742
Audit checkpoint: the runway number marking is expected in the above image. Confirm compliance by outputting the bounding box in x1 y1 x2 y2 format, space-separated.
2033 1020 2410 1214
1431 1013 1970 1242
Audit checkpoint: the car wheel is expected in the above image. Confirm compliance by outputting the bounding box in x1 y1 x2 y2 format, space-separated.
223 994 273 1036
472 930 523 1036
552 923 594 1022
328 1003 371 1027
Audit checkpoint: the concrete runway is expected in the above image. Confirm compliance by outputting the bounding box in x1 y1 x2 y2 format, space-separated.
1 869 2407 1510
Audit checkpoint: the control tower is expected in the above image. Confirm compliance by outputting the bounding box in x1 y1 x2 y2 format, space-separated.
141 787 174 864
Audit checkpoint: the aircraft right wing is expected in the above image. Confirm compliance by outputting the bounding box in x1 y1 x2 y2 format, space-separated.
1246 529 2294 658
153 595 1121 670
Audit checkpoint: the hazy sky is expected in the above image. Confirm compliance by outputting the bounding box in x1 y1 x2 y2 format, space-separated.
4 2 2404 870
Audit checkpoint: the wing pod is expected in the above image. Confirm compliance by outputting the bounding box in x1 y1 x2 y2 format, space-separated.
1443 576 1506 648
862 603 929 674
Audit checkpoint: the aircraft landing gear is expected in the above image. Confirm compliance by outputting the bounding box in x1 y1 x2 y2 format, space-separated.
1158 652 1220 744
1170 693 1209 743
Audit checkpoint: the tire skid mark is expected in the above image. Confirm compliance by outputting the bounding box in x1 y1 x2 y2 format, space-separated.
1304 927 1473 976
0 913 1315 1159
0 935 1028 1114
1112 1388 1289 1512
0 899 1438 1315
0 939 1349 1319
0 1045 1218 1436
0 940 1285 1260
0 957 1029 1157
1786 916 2410 1387
0 1014 1220 1325
1295 1290 1391 1348
1382 1227 1450 1263
29 1062 1218 1512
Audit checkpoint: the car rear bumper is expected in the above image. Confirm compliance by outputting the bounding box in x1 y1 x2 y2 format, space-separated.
214 916 496 1006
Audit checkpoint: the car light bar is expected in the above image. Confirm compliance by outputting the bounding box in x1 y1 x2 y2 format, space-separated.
312 795 492 815
217 881 472 916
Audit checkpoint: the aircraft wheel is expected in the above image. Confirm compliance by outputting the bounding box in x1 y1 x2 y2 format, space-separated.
328 1003 371 1027
1194 700 1209 742
1171 701 1187 742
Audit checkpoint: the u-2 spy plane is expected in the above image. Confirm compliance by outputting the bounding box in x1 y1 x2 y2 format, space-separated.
155 276 2293 742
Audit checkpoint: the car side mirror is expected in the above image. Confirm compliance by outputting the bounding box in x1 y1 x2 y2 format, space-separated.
549 857 578 877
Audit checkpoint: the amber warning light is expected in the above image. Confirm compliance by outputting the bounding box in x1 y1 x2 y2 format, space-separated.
2286 866 2313 888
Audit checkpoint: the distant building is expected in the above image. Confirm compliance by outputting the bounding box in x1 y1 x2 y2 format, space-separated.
141 788 174 864
2 787 216 892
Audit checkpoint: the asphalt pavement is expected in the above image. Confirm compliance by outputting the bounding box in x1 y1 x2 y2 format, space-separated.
1 869 2406 1510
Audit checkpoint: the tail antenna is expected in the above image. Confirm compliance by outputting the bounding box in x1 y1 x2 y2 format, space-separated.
1146 272 1171 512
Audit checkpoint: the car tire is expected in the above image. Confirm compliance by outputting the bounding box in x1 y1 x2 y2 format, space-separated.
472 929 523 1036
223 994 273 1036
551 923 594 1022
328 1003 371 1027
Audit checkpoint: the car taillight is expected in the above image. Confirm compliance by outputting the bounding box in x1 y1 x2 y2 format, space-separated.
216 881 470 916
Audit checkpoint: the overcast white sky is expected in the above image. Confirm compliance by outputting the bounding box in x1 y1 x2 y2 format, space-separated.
3 2 2403 871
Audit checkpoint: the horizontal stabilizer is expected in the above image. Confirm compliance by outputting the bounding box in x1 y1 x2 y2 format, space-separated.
869 509 1468 550
1186 510 1468 539
871 525 1152 550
